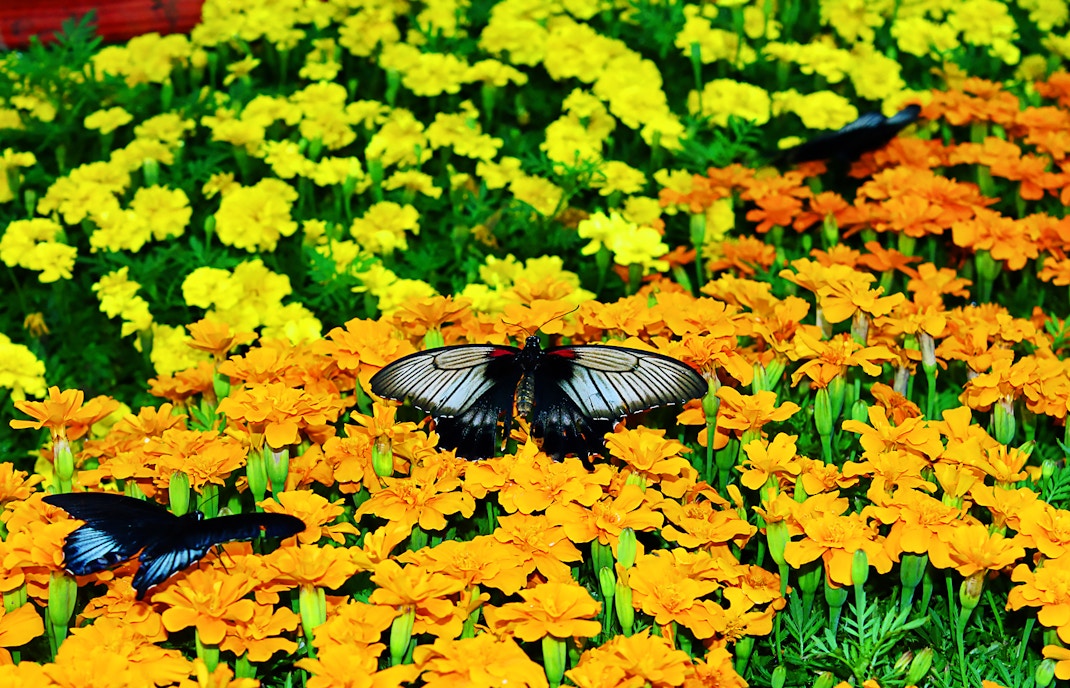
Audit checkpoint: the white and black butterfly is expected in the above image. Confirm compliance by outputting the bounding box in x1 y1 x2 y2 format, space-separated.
780 104 922 164
370 335 707 460
44 492 305 598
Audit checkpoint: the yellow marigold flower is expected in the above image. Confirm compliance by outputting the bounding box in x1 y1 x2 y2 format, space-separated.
948 0 1020 64
214 179 298 252
300 38 341 81
485 580 601 640
0 218 76 283
509 174 564 216
372 277 439 315
847 48 906 102
0 148 35 203
819 0 893 44
891 16 960 58
349 201 420 255
466 58 529 87
476 156 524 189
92 33 191 85
338 7 402 57
676 7 757 66
0 333 47 401
774 89 858 130
366 108 431 168
147 323 205 375
134 112 194 146
132 185 191 241
261 302 323 344
383 170 443 198
592 160 646 196
84 106 133 134
380 44 470 97
426 105 503 161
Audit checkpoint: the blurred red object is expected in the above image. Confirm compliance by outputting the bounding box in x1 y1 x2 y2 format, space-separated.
0 0 204 49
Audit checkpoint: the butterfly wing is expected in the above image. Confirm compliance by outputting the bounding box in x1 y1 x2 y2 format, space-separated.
531 346 707 458
784 105 921 164
43 493 177 576
371 345 525 460
132 512 305 598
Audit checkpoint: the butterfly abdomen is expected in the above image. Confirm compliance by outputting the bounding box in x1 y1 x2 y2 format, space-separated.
516 374 535 417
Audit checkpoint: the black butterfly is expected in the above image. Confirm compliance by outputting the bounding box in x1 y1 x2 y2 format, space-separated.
779 104 922 164
370 335 707 460
44 492 305 599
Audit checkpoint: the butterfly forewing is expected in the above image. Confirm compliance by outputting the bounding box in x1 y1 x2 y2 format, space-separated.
370 345 519 416
547 346 708 420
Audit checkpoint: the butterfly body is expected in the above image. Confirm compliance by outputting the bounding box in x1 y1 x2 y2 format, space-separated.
370 335 707 460
781 104 922 164
44 492 304 598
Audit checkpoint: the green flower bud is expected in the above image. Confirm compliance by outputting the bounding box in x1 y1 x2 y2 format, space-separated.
814 387 834 437
266 446 290 495
168 471 191 517
765 520 789 568
299 584 327 645
851 549 869 587
1036 658 1057 688
246 452 268 505
813 671 837 688
542 635 566 688
598 566 616 604
892 651 913 675
614 578 634 635
372 436 394 478
959 572 985 614
389 605 416 666
616 529 637 569
53 437 75 492
992 396 1016 446
770 664 787 688
906 648 934 685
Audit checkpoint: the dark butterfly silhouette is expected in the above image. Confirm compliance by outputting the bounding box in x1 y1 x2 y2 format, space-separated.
370 335 707 460
779 104 922 164
44 492 305 599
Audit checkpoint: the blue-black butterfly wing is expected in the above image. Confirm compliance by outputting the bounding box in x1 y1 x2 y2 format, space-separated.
783 104 921 164
132 512 305 597
371 345 524 459
45 493 305 598
532 346 707 459
43 493 177 576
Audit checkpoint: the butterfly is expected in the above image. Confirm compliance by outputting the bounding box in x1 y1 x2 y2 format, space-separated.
779 104 922 164
370 335 707 460
44 492 305 599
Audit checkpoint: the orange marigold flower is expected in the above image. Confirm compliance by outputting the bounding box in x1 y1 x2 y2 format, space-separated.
1010 563 1070 643
0 463 42 505
156 567 258 644
566 629 692 687
842 450 931 499
219 602 300 663
604 427 697 498
492 513 584 582
78 579 167 639
265 543 361 590
310 599 396 649
486 451 611 515
868 382 922 425
368 560 466 639
704 235 778 277
48 617 190 685
148 428 247 490
483 580 601 641
546 484 663 547
718 389 800 445
781 259 905 324
389 295 472 341
298 646 419 688
842 405 944 465
413 634 549 688
148 360 216 405
927 522 1025 577
261 491 357 545
789 332 896 389
864 488 968 560
355 461 475 533
218 382 344 450
186 317 257 361
783 510 893 586
398 535 528 595
180 658 260 688
660 495 756 551
627 549 719 634
10 386 119 441
0 604 43 663
738 433 803 492
1014 500 1070 560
